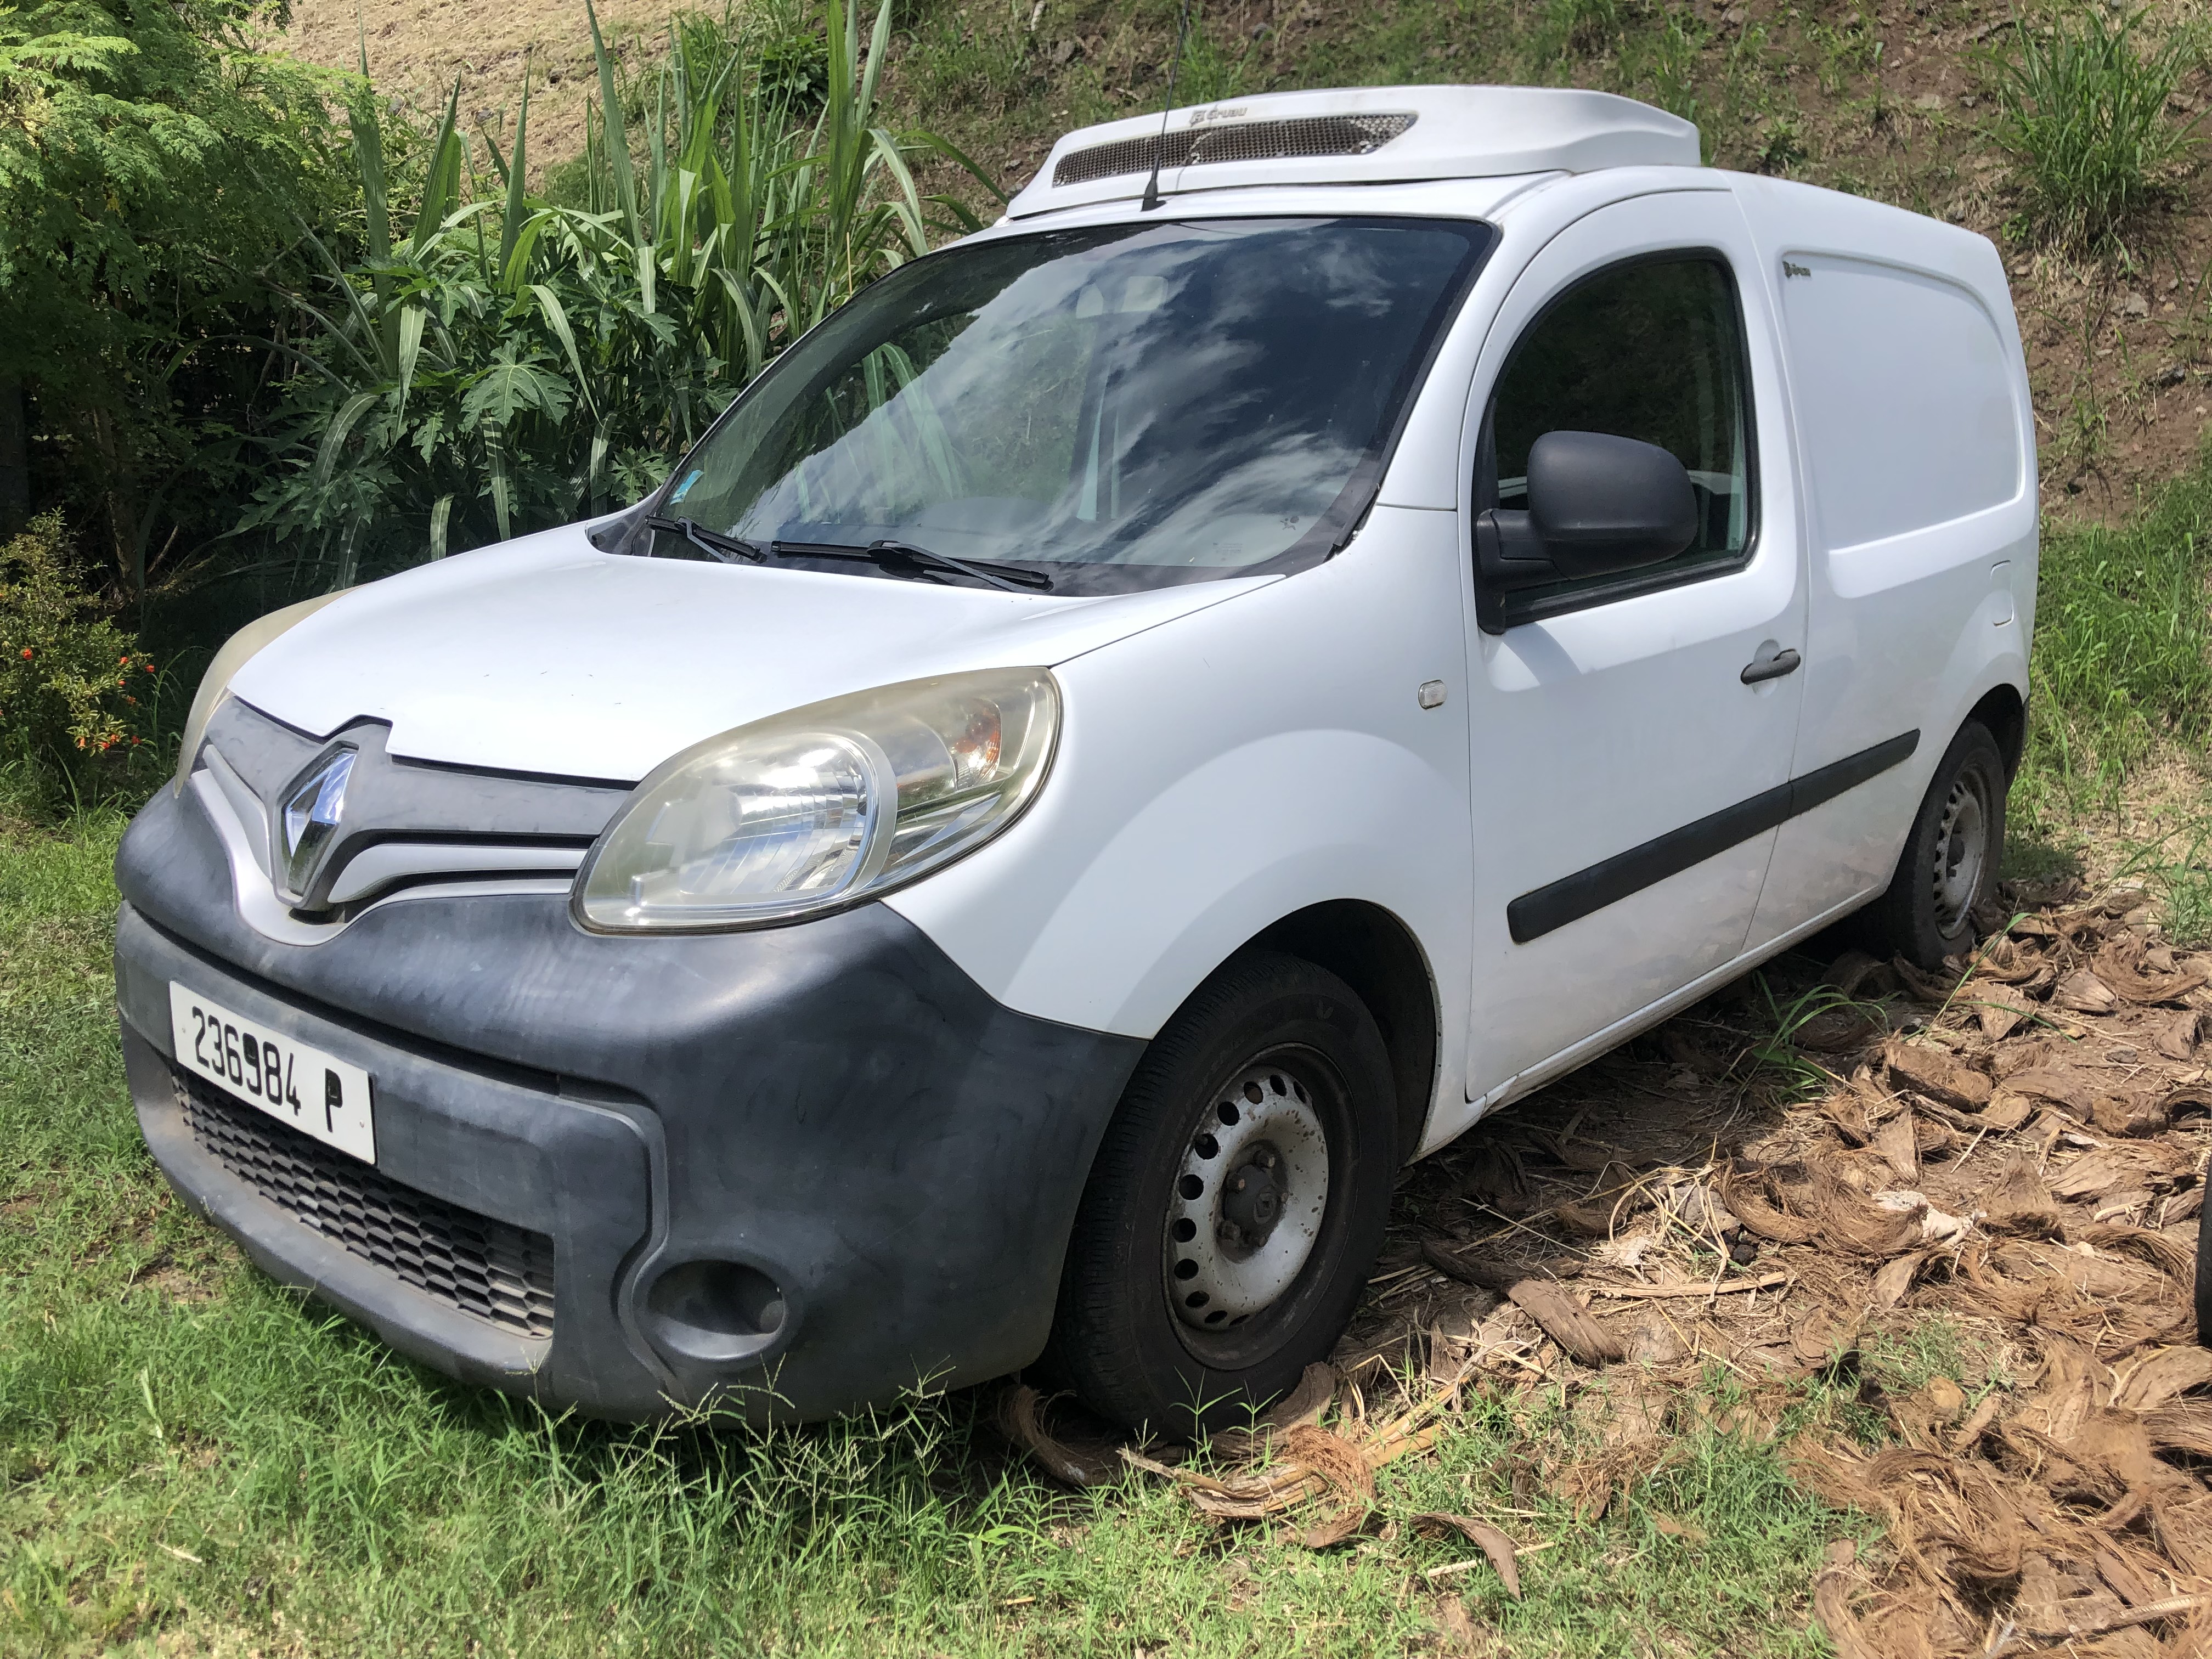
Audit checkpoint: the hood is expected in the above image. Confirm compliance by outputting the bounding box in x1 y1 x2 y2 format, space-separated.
227 523 1276 781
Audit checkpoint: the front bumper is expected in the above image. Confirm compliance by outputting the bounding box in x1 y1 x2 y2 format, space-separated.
115 782 1144 1419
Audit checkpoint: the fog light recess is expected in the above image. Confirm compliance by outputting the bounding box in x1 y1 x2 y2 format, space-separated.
642 1259 789 1365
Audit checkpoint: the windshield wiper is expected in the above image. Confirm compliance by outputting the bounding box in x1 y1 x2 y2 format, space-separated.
644 515 766 563
774 537 1053 593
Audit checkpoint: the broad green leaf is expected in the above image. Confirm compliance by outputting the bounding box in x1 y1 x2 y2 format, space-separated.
461 357 573 431
488 439 513 541
527 284 594 414
395 304 426 419
312 389 384 489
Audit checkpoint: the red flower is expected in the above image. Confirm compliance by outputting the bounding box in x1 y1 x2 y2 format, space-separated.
17 647 29 659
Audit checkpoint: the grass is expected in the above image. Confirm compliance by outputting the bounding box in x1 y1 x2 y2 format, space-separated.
2004 448 2212 904
1807 4 1880 100
0 766 1859 1654
898 0 1036 120
1984 4 2202 255
2109 806 2212 945
2015 447 2212 826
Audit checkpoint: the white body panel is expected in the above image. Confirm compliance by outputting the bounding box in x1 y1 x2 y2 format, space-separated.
223 100 2036 1164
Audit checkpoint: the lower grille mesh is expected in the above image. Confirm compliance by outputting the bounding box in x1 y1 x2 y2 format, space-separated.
173 1068 556 1339
1053 112 1417 187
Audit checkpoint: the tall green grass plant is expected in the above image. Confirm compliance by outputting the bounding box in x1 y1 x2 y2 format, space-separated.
1985 5 2200 253
242 0 997 592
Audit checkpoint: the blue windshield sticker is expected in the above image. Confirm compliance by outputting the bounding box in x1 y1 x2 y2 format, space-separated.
670 469 703 503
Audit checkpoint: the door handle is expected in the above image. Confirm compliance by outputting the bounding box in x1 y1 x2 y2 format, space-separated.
1740 648 1802 685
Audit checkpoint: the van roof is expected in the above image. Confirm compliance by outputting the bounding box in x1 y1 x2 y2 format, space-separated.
1005 86 1701 220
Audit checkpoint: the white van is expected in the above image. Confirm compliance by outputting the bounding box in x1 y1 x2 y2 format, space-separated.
115 86 2035 1430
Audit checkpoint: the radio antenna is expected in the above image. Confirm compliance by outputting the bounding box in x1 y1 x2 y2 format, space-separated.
1139 0 1195 213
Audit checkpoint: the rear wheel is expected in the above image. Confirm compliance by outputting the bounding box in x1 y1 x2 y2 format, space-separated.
1865 721 2008 970
1046 952 1397 1434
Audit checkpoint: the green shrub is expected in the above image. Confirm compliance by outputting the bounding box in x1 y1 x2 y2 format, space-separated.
754 0 832 111
1986 6 2200 252
0 0 343 601
0 513 155 781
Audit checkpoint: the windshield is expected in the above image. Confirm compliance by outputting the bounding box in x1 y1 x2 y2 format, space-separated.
622 217 1490 593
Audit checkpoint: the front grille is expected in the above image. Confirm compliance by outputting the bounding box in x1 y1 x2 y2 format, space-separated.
1053 112 1417 187
173 1068 557 1339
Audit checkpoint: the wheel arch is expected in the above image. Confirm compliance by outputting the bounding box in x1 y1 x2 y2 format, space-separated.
1247 900 1439 1166
1967 681 2027 781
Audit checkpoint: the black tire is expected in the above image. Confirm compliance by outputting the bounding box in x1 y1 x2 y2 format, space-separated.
1865 720 2008 970
1046 951 1398 1435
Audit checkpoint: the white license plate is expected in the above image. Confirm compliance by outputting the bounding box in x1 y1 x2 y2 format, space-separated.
168 983 376 1164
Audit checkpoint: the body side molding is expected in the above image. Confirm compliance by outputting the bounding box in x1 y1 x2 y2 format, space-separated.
1506 730 1920 944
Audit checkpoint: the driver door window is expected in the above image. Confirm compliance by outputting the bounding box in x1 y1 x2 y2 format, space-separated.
1485 255 1753 623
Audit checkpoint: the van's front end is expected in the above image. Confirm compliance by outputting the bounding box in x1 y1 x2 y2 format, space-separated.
115 190 1504 1420
119 661 1147 1416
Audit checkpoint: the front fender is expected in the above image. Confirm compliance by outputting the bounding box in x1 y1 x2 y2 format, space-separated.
1036 729 1466 1036
885 507 1474 1097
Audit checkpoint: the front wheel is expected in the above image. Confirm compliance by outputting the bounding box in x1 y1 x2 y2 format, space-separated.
1865 720 2008 970
1045 952 1398 1434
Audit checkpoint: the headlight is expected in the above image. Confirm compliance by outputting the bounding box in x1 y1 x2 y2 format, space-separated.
574 668 1059 932
172 589 354 793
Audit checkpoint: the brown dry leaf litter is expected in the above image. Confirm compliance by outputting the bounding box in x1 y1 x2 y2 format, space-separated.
1000 880 2212 1656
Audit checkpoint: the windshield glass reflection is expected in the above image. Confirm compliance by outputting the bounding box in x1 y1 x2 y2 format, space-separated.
635 217 1488 593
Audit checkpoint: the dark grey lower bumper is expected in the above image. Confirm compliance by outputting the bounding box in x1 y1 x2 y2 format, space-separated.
114 783 1145 1420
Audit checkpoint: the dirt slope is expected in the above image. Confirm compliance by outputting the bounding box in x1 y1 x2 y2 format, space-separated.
276 0 672 184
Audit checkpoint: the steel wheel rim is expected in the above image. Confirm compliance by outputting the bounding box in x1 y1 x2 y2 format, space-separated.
1161 1057 1331 1333
1930 771 1989 934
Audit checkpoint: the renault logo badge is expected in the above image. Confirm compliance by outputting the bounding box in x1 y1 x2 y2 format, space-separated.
277 747 357 903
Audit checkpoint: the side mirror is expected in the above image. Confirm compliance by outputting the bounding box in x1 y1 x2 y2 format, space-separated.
1474 431 1700 633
